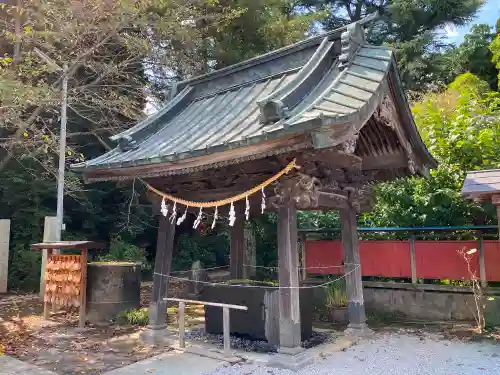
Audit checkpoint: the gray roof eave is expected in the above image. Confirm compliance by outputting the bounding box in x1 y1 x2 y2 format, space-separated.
387 59 438 169
73 117 323 173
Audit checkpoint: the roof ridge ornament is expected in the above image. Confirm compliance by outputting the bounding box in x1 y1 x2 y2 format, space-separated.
117 135 139 152
258 37 335 125
339 22 366 71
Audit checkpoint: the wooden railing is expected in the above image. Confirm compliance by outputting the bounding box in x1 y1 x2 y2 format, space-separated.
165 297 248 357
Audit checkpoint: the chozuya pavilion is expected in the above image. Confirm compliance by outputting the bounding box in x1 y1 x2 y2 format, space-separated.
73 14 436 366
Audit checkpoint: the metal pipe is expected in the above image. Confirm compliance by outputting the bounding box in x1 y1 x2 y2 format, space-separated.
55 64 68 240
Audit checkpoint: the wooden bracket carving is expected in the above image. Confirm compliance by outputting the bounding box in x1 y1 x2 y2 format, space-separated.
271 173 321 209
342 136 357 154
344 184 374 212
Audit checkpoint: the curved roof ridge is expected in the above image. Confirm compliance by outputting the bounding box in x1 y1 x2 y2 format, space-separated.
177 13 379 89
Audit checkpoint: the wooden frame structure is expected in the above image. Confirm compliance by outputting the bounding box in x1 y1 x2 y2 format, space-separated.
167 297 248 358
31 241 104 328
72 15 436 360
462 169 500 237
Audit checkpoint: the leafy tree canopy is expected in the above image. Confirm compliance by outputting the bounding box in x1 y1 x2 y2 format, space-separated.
298 0 483 90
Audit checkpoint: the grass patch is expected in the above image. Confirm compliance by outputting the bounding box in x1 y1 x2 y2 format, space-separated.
117 308 149 326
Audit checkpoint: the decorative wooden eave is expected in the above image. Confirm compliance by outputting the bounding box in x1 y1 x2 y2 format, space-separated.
462 169 500 236
71 14 436 194
462 169 500 203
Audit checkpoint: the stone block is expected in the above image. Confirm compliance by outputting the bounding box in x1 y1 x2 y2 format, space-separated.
201 283 313 343
86 262 141 324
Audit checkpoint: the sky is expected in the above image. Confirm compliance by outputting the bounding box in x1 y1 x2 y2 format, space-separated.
444 0 500 44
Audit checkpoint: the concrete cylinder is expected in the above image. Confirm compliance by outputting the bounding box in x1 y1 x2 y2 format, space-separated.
86 262 141 324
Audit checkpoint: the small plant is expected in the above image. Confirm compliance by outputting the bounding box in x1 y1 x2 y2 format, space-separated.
99 236 151 272
456 247 496 334
325 277 348 309
117 308 149 326
226 279 279 287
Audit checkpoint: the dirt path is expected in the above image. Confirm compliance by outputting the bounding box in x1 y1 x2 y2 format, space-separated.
0 282 200 375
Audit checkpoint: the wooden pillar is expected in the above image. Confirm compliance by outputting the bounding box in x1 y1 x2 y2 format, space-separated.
477 231 487 287
496 205 500 241
277 201 301 349
409 233 417 284
243 225 256 279
340 207 368 331
299 233 307 281
230 202 245 279
0 219 10 294
149 215 176 330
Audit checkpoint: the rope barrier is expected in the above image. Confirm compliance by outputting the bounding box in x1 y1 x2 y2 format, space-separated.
155 265 359 290
244 264 356 270
166 263 358 273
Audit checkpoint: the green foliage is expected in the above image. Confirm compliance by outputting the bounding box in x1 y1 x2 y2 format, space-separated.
325 277 347 308
203 0 324 69
299 0 483 90
99 236 151 272
490 34 500 84
367 73 500 231
117 308 149 326
1 168 54 291
226 279 279 286
441 24 498 90
300 73 500 235
173 230 229 271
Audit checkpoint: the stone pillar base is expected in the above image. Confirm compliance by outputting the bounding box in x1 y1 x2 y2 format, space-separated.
344 323 374 338
140 326 176 346
268 347 314 371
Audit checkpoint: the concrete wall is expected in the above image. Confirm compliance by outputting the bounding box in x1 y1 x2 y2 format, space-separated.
310 281 500 324
363 284 476 321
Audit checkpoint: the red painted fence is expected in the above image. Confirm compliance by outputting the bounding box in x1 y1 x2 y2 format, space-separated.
305 240 500 281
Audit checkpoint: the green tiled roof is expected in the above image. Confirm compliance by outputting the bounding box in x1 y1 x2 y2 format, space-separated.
72 16 435 175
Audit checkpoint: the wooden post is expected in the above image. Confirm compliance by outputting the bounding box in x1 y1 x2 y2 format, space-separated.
40 217 58 297
477 231 487 288
149 215 176 330
299 233 307 281
43 248 53 320
230 202 245 279
178 301 185 348
243 225 256 279
340 207 368 332
223 307 231 357
0 219 10 294
79 249 88 328
409 233 417 284
277 201 301 349
496 205 500 241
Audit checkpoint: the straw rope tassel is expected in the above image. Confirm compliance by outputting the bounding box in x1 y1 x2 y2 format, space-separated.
261 187 266 214
229 202 236 227
177 206 188 225
193 207 203 229
245 196 250 220
160 197 169 217
211 207 218 229
170 202 177 223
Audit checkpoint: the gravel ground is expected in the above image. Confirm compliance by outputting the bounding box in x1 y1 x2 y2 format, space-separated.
202 333 500 375
185 328 329 353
